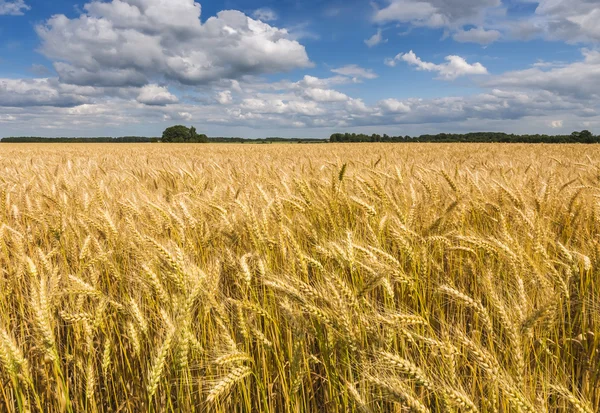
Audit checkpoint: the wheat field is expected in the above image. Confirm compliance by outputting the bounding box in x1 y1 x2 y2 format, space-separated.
0 143 598 412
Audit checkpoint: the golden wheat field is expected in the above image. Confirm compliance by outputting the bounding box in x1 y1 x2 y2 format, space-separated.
0 143 598 412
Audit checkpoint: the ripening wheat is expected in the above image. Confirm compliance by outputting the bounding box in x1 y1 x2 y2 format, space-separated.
0 142 598 412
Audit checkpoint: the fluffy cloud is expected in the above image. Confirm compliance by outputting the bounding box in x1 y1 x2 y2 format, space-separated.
1 76 597 137
373 0 501 29
453 27 501 45
533 0 600 43
4 63 595 136
302 88 349 102
331 65 378 80
378 98 411 113
0 0 29 15
502 1 600 43
487 49 600 98
2 0 600 137
136 84 178 106
365 29 387 47
239 98 324 116
36 0 311 88
386 50 488 80
216 91 233 105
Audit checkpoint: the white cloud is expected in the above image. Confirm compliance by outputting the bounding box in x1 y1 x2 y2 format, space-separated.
302 88 349 102
346 98 372 114
36 0 311 87
136 84 178 106
365 29 387 47
378 98 411 113
296 75 353 89
239 97 323 116
0 0 29 15
2 1 600 138
453 27 501 45
486 49 600 98
216 91 233 105
331 65 378 80
252 7 277 21
166 111 193 121
0 76 597 137
387 50 488 80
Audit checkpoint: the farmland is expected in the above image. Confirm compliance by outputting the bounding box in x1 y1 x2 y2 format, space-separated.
0 143 598 412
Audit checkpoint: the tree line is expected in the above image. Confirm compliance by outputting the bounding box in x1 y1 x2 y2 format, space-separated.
329 130 599 143
3 127 598 144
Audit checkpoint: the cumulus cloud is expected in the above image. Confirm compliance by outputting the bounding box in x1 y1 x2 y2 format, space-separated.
216 91 233 105
136 84 178 106
0 78 89 107
550 120 564 128
166 111 193 121
378 98 411 113
1 75 598 137
533 0 600 43
371 0 508 45
252 7 277 21
36 0 311 88
0 0 29 15
302 88 349 102
331 65 378 80
2 0 600 137
240 98 324 116
500 0 600 43
290 75 352 91
365 29 387 47
386 50 488 80
373 0 501 29
453 27 501 45
53 63 149 88
486 49 600 98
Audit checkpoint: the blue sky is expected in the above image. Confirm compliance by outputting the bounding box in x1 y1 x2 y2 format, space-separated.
0 0 599 138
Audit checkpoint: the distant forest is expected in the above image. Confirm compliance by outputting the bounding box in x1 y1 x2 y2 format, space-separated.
330 130 599 143
1 130 598 143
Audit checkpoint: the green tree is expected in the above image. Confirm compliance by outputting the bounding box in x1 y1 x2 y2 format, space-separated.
579 130 594 143
189 126 209 143
162 125 190 142
162 125 208 143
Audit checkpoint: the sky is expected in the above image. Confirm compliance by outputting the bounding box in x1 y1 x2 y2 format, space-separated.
0 0 599 138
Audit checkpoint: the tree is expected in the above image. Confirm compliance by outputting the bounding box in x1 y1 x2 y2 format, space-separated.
579 130 595 143
189 126 208 143
162 125 190 142
162 125 208 143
